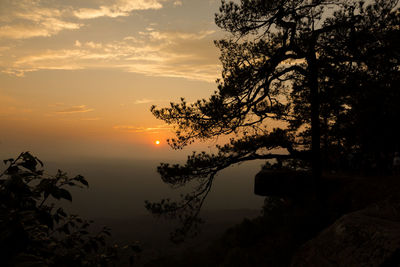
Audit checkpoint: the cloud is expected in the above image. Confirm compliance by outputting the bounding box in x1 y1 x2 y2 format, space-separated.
0 1 82 40
173 1 183 6
2 28 221 82
133 98 163 104
0 0 169 40
73 0 165 19
0 20 81 40
85 41 102 49
74 40 82 47
4 49 113 76
113 124 171 133
145 30 215 40
56 105 94 114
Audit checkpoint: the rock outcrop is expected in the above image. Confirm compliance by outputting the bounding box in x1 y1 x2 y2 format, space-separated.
291 200 400 267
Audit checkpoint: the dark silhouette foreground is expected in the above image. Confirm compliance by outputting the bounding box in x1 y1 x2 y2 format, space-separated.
146 173 400 266
0 152 139 266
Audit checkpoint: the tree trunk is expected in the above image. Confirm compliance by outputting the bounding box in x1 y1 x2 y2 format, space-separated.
307 40 322 185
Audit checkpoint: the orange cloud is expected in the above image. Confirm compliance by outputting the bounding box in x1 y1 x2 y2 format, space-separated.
133 98 168 104
113 124 171 133
56 105 94 114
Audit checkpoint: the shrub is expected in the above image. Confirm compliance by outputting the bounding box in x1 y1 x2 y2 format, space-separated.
0 152 139 266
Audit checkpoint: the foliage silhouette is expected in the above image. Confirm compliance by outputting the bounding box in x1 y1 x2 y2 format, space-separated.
0 152 140 266
146 0 400 242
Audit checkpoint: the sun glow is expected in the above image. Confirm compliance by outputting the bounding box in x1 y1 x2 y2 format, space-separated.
155 140 160 145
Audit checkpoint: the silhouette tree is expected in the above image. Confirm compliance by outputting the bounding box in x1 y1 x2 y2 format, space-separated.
291 0 400 169
146 0 399 242
324 2 400 155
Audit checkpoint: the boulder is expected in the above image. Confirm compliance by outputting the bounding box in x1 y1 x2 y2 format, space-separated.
290 200 400 267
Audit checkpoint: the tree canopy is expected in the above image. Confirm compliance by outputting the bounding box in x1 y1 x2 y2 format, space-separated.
146 0 400 242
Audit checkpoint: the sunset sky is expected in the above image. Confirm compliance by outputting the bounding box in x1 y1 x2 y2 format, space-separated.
0 0 225 161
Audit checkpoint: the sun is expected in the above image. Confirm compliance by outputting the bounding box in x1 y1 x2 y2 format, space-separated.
155 140 161 145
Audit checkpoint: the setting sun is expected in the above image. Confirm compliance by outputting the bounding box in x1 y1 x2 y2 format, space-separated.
155 140 161 145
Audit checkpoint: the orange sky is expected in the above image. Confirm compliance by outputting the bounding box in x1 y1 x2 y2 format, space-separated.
0 0 225 161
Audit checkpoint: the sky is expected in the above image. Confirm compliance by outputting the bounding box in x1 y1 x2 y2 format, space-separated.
0 0 226 161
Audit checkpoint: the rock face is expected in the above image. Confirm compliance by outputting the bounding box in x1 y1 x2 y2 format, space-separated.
291 200 400 267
